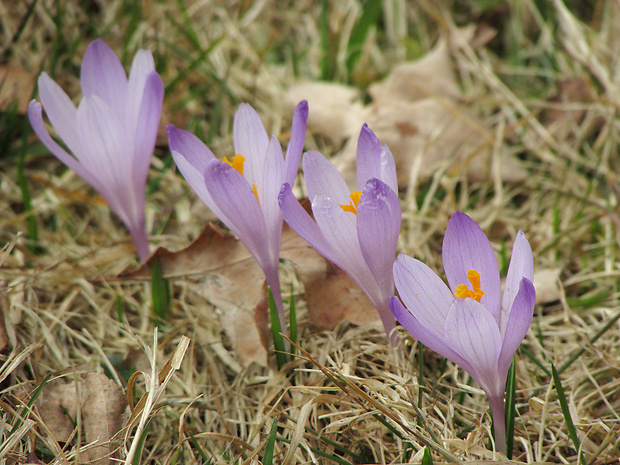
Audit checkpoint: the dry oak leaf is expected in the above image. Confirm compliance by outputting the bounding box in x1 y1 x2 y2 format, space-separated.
36 373 126 465
0 65 35 114
117 219 382 365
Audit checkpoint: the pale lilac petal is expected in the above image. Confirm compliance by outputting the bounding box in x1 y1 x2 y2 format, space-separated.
132 73 163 194
28 100 103 193
312 194 380 303
260 136 285 258
378 144 398 193
498 278 535 380
76 95 135 225
233 103 269 187
356 124 383 190
80 39 128 115
284 100 308 185
444 298 503 396
442 211 501 322
204 161 270 270
357 179 400 302
168 125 221 211
390 296 475 375
500 231 534 335
37 73 82 156
126 49 156 130
302 150 351 206
279 183 342 267
392 254 455 336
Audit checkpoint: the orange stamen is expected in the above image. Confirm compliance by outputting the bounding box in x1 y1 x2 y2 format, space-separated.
223 153 246 175
454 269 485 302
340 190 363 214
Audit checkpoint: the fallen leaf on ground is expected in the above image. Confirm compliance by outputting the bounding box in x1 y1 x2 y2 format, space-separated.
36 373 126 465
115 217 382 365
288 28 527 187
533 268 562 304
0 65 36 114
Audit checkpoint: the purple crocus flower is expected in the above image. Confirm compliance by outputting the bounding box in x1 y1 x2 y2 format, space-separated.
390 211 535 453
279 125 401 342
168 101 308 331
28 39 163 261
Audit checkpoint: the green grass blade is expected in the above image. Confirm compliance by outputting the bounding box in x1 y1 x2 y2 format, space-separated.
551 363 586 465
504 357 516 459
17 131 40 256
262 417 280 465
289 292 297 357
151 258 171 320
345 0 382 77
268 287 288 369
520 346 551 376
133 417 155 465
421 446 434 465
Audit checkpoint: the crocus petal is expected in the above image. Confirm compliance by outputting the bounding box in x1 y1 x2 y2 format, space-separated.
390 296 476 375
76 96 132 191
356 124 383 190
126 49 156 131
302 150 351 206
279 183 341 267
392 254 455 336
233 103 269 187
284 100 308 186
76 96 135 222
312 194 380 301
132 72 164 192
37 73 83 157
168 125 222 215
204 161 270 269
498 278 535 380
357 178 400 301
80 39 128 115
442 212 501 322
260 136 285 257
444 298 503 396
28 100 103 193
500 231 534 335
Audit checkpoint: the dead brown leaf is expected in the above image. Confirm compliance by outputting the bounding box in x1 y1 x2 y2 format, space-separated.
0 65 35 114
288 29 527 187
115 216 382 365
36 373 126 465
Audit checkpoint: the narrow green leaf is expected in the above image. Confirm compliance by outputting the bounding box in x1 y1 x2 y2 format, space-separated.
262 417 280 465
151 258 171 320
268 287 287 369
345 0 382 76
551 363 586 465
421 446 434 465
289 292 297 356
504 358 516 459
133 417 155 465
18 126 40 255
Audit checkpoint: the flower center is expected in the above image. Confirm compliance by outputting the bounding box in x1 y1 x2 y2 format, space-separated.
454 269 485 302
223 153 259 203
223 153 245 175
340 190 362 214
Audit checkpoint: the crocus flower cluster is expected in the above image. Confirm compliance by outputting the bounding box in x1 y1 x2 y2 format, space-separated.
167 101 308 331
280 125 401 342
29 37 537 455
28 39 164 261
390 211 535 453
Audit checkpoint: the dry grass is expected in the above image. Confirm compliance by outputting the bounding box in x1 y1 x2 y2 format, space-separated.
1 0 619 464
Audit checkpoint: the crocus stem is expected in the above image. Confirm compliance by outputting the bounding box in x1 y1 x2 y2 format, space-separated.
489 395 507 455
378 305 398 347
129 223 151 262
264 268 288 337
